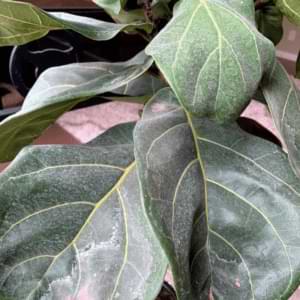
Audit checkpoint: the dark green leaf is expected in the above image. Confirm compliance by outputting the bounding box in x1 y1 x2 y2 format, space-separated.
151 0 172 20
134 88 209 299
0 122 167 299
196 117 300 300
0 52 153 163
261 60 300 178
253 88 267 104
0 0 149 47
134 88 300 299
255 3 283 45
296 51 300 79
275 0 300 25
146 0 275 123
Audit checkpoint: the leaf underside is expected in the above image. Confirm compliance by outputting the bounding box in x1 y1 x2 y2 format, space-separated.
0 123 167 300
134 88 300 300
0 52 153 163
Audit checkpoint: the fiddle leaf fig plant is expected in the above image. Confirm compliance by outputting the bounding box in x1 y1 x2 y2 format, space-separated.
1 0 300 299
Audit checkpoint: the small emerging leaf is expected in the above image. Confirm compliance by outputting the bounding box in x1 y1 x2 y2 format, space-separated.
0 123 167 299
0 0 149 47
0 52 153 162
92 0 127 15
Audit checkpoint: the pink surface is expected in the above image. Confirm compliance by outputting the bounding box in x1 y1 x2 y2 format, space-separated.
57 101 142 143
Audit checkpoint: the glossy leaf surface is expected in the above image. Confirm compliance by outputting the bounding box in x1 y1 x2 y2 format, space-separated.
0 123 167 299
134 88 300 299
0 52 153 163
261 60 300 178
0 0 149 46
275 0 300 25
146 0 275 122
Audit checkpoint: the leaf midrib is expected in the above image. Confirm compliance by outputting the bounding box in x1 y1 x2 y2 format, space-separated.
0 12 61 30
8 163 125 181
186 114 295 298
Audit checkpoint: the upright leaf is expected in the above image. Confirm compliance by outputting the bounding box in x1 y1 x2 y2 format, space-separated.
0 0 150 47
134 88 209 299
135 88 300 299
0 123 167 299
261 60 300 178
275 0 300 25
0 52 153 163
146 0 275 122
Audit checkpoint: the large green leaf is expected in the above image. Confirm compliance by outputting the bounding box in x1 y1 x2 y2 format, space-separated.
134 88 209 299
261 60 300 178
134 88 300 299
0 122 167 299
275 0 300 25
0 0 150 47
197 118 300 300
146 0 275 123
0 51 153 163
